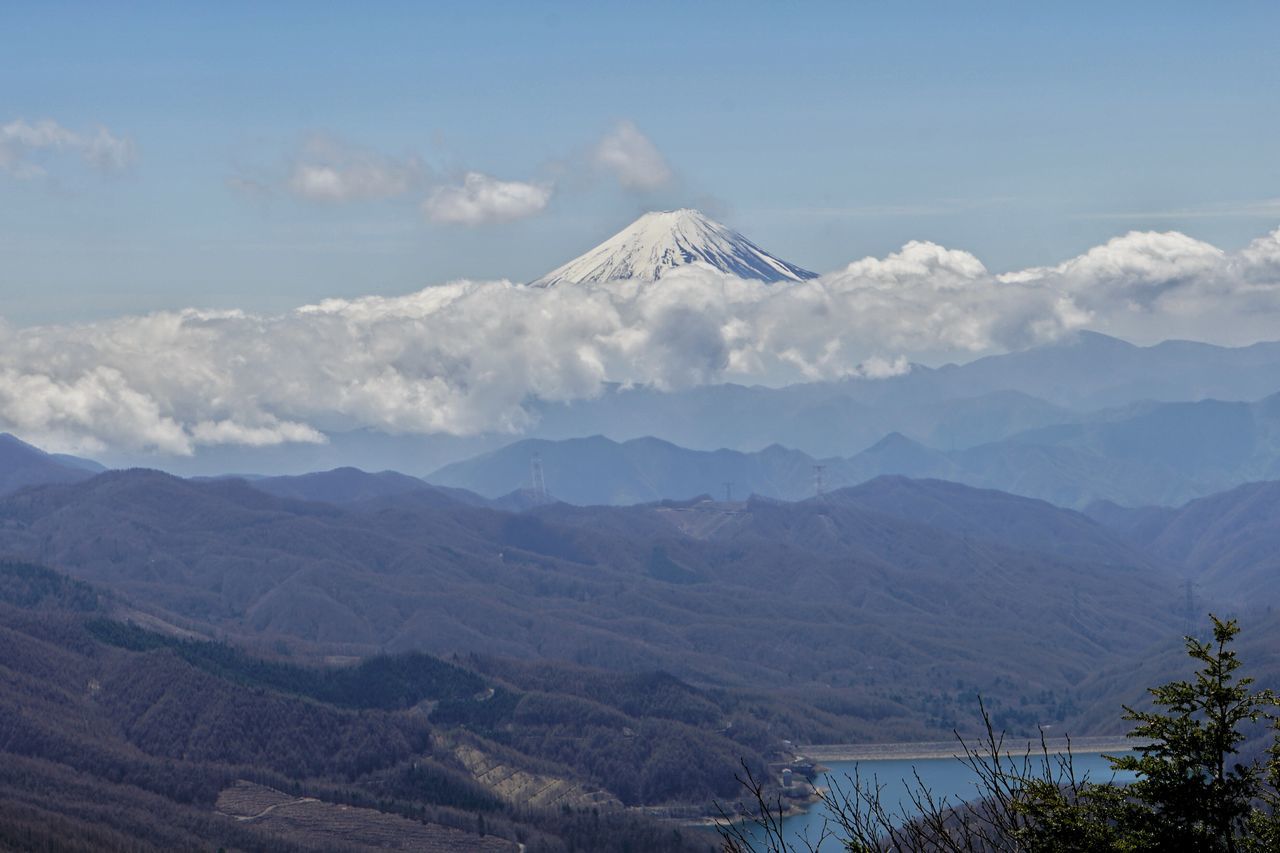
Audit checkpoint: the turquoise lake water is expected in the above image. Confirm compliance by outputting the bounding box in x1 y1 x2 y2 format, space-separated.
738 751 1135 851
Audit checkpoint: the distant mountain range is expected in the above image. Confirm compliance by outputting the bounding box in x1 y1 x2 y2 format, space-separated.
10 426 1276 630
7 437 1280 809
10 375 1280 513
520 332 1280 458
1087 479 1280 607
9 381 1280 516
429 390 1280 509
89 330 1280 479
7 318 1280 849
431 435 823 506
0 433 102 495
250 466 490 507
0 468 1181 731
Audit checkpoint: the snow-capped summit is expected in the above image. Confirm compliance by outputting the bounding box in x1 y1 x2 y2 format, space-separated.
529 208 817 287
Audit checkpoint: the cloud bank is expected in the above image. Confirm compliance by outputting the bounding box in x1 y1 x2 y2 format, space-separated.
4 226 1280 455
0 118 135 179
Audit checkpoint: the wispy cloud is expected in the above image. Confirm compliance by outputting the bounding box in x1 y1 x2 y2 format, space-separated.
749 197 1022 219
284 135 423 202
593 120 672 191
0 118 135 179
235 123 675 223
1077 199 1280 220
422 172 553 225
233 136 555 225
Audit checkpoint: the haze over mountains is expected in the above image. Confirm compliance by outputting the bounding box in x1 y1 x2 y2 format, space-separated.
0 433 102 494
8 437 1280 745
6 207 1280 851
0 465 1181 722
84 329 1280 485
430 388 1280 509
1087 479 1280 607
6 405 1280 848
14 3 1280 847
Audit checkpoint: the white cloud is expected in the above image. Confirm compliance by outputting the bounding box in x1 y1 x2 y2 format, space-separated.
1232 228 1280 285
995 227 1280 343
82 126 136 172
189 418 326 448
0 118 135 178
244 124 668 218
1001 231 1224 309
0 366 190 454
285 136 421 202
593 120 672 191
4 225 1280 454
422 172 552 225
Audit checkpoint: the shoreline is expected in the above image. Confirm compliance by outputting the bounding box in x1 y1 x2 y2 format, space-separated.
684 737 1149 830
798 736 1149 763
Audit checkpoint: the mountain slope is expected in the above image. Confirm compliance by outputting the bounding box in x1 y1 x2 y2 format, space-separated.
429 435 829 504
920 332 1280 410
250 466 492 508
823 476 1159 567
428 430 1194 510
529 208 816 287
0 562 734 852
0 433 99 496
0 470 1185 743
1087 480 1280 605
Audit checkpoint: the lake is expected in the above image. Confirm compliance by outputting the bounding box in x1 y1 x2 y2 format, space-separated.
738 751 1136 851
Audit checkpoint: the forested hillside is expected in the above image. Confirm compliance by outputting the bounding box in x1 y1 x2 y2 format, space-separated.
1087 479 1280 606
0 470 1187 742
0 560 772 851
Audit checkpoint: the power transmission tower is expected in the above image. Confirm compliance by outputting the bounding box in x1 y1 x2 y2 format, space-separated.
813 464 826 497
723 481 734 503
530 453 548 502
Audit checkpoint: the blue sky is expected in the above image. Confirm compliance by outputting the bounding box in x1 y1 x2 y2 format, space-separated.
3 1 1279 325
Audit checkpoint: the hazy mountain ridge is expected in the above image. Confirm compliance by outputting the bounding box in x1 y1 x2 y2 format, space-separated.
520 332 1280 456
11 438 1280 847
431 390 1280 509
0 433 99 496
79 330 1280 478
252 466 494 508
430 435 829 505
1087 479 1280 606
0 469 1183 738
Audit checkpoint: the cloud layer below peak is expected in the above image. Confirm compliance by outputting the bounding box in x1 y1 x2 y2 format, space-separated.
4 225 1280 456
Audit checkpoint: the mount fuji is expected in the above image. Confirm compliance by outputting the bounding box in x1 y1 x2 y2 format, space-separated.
529 208 818 287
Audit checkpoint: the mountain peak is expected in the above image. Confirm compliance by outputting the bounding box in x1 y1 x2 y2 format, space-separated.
530 208 817 287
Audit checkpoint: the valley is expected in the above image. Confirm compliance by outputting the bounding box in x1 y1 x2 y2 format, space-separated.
6 326 1280 851
9 7 1280 848
6 414 1280 851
